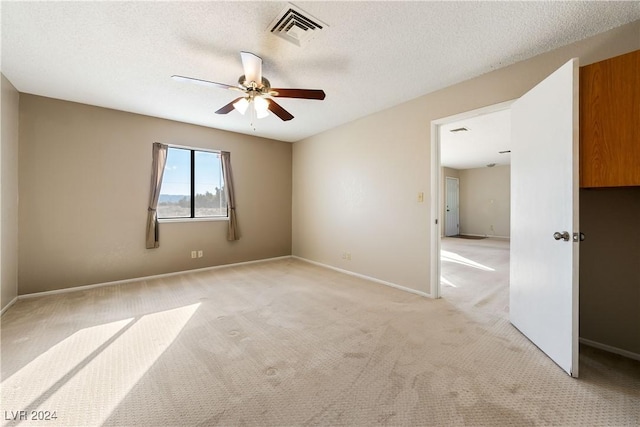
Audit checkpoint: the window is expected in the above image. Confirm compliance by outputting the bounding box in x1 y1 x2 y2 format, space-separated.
157 146 227 219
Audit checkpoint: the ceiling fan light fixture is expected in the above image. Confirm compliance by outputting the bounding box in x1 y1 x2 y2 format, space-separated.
174 51 324 122
254 96 269 118
233 97 249 115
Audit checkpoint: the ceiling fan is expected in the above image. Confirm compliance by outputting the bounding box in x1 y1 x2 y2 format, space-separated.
172 51 325 122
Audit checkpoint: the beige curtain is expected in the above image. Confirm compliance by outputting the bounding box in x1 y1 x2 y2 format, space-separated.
146 142 168 249
221 151 240 241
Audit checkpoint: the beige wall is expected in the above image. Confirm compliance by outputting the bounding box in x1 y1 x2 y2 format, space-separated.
440 167 460 237
1 74 20 311
459 166 510 238
18 95 292 294
292 104 431 292
292 21 640 296
580 188 640 355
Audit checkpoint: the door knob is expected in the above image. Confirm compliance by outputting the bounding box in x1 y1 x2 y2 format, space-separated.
553 231 570 241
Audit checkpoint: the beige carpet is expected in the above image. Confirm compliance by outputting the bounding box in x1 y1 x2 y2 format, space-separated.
1 240 639 426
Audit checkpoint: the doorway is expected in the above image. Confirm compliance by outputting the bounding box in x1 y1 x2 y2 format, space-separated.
430 60 581 378
430 100 513 300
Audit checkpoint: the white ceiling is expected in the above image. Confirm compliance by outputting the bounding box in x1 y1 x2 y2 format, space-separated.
2 2 639 143
441 109 511 170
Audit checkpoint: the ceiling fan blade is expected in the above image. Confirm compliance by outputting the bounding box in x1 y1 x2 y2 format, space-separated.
172 75 241 91
267 99 294 121
271 88 326 100
240 51 262 85
215 97 244 115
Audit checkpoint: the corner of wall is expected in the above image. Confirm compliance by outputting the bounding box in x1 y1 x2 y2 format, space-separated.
1 73 20 312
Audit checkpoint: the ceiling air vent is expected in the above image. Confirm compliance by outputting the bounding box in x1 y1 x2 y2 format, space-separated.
268 3 328 47
449 127 469 133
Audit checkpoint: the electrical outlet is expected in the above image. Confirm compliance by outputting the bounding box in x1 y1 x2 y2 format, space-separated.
417 192 424 203
198 250 203 258
191 251 197 259
490 225 494 232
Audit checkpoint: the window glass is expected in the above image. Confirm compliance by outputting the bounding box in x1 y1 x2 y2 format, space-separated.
157 147 227 219
195 151 226 217
158 148 191 218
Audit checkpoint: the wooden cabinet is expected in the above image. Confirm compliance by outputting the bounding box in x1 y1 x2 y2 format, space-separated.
579 50 640 188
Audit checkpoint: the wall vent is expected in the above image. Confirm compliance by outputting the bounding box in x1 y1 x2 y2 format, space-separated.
268 3 328 47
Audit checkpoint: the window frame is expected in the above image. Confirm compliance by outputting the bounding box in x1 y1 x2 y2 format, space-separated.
157 144 229 223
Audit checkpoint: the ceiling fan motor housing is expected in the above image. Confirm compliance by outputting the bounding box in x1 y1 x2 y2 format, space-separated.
239 75 271 92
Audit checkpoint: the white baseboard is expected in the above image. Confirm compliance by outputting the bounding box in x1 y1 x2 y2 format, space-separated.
14 254 428 309
292 256 431 298
17 256 292 300
0 296 18 316
579 337 640 361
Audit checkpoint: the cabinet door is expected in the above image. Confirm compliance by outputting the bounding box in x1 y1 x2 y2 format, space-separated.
580 49 640 188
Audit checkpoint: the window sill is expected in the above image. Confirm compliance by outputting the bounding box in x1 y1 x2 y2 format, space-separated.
159 217 229 224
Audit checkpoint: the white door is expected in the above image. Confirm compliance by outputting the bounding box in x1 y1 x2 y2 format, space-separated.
510 59 579 377
445 177 459 237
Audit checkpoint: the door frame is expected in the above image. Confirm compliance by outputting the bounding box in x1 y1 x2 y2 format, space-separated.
444 177 460 237
430 100 514 299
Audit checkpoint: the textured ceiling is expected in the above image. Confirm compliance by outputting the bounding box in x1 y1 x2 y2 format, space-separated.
2 2 639 142
441 109 511 170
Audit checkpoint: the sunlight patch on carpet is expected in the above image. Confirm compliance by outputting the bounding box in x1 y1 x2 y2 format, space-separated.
441 250 495 272
1 303 200 426
441 276 458 288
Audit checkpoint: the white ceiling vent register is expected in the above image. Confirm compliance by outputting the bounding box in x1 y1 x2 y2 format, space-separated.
268 3 328 47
